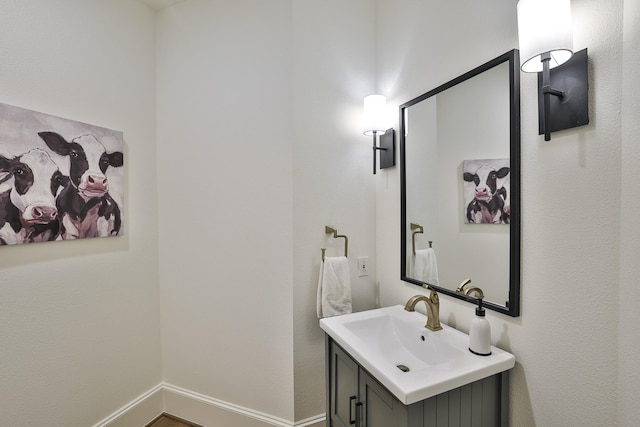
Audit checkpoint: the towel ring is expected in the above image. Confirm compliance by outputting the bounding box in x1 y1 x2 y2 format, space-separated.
322 225 348 261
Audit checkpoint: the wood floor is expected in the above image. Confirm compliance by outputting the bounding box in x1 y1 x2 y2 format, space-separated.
146 413 203 427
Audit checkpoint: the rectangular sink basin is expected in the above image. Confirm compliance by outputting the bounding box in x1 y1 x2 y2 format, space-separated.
319 305 515 405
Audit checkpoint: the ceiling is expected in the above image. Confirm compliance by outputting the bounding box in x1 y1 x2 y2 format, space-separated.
139 0 185 10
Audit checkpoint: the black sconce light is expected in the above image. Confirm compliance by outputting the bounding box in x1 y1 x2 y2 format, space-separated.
363 94 395 174
517 0 589 141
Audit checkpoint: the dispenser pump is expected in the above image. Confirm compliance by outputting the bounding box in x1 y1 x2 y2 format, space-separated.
469 297 492 356
475 298 485 316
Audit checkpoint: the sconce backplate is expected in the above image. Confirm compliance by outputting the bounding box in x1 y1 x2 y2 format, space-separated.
379 128 396 169
537 48 589 135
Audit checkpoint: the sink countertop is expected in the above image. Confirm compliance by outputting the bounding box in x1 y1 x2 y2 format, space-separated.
320 305 516 405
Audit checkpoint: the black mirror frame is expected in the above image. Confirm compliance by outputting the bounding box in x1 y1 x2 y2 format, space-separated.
399 49 521 317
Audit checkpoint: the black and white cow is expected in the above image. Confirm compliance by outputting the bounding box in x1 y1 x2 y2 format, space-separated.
38 131 123 239
0 149 68 245
463 165 510 224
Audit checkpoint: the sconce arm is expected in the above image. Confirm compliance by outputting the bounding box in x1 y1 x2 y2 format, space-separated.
541 52 565 141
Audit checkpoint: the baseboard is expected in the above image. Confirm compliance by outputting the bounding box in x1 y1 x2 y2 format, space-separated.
94 382 326 427
93 384 164 427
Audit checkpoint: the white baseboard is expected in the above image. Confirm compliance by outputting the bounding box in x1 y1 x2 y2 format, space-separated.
93 384 164 427
94 382 326 427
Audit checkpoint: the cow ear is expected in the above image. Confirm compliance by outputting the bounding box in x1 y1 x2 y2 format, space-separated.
51 171 69 194
0 156 13 185
496 167 510 178
108 151 124 168
463 172 476 182
0 171 11 185
38 131 72 155
0 154 11 172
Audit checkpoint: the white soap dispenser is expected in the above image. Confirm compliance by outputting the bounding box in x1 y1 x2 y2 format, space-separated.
469 298 492 356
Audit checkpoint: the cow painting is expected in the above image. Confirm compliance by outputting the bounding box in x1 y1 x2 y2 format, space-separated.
0 102 124 247
462 159 510 225
38 131 123 239
0 149 68 245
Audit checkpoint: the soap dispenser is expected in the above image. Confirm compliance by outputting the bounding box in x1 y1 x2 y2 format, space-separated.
469 297 492 356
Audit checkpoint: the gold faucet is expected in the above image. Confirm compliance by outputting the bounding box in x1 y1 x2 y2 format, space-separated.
455 278 484 299
456 278 472 293
404 286 442 331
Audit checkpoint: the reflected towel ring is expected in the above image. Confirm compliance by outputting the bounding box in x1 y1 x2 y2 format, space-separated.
410 223 423 255
410 223 432 254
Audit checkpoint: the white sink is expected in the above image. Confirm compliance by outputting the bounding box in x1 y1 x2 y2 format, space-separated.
319 305 515 405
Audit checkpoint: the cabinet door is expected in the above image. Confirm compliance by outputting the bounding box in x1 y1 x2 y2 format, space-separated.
330 343 359 427
360 370 407 427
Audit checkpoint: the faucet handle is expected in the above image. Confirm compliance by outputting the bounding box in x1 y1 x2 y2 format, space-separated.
456 278 472 293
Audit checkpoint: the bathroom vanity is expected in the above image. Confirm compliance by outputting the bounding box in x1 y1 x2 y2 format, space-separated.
327 338 505 427
320 306 515 427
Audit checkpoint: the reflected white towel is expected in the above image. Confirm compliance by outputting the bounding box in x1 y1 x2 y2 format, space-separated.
414 248 439 285
316 256 352 318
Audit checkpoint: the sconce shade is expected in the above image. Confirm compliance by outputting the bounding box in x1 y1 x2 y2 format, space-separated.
363 94 387 136
517 0 573 73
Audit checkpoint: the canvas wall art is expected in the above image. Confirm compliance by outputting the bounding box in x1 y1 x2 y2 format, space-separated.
0 103 124 246
462 158 510 224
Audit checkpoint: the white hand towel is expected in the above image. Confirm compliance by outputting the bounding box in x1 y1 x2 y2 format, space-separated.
317 256 352 318
414 248 439 286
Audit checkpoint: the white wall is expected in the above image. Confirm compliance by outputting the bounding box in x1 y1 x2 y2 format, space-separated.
0 1 161 426
291 0 378 421
155 0 296 422
1 0 375 424
619 0 640 423
156 0 377 423
377 0 636 425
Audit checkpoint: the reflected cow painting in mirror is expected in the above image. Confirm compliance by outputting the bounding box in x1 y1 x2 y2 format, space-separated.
0 102 124 246
463 159 510 225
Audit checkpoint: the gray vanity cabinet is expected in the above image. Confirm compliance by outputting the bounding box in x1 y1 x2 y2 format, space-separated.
329 339 406 426
326 336 506 427
330 339 358 427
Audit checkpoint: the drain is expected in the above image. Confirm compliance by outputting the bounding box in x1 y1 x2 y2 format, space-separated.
396 364 410 372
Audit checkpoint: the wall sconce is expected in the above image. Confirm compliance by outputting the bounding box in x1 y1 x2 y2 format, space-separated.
517 0 589 141
363 94 395 174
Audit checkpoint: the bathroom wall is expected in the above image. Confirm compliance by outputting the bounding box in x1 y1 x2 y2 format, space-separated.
377 0 638 425
156 0 296 422
3 0 635 425
156 0 377 423
0 1 162 426
619 0 640 424
0 0 375 424
291 0 378 421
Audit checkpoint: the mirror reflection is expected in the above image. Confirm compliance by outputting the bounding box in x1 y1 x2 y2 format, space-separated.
400 50 520 317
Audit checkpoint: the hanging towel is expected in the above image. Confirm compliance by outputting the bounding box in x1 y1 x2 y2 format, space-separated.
414 248 439 286
317 256 352 318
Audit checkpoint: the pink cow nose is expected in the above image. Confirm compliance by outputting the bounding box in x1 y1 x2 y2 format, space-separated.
475 186 491 201
85 174 109 193
88 175 107 185
31 205 58 222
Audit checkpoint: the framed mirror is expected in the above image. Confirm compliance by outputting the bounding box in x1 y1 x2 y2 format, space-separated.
400 49 521 317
